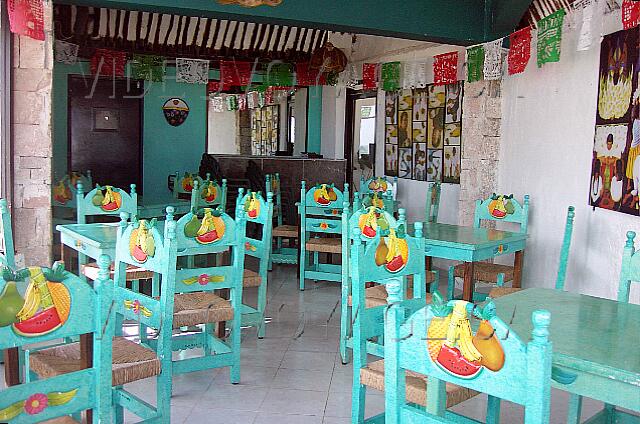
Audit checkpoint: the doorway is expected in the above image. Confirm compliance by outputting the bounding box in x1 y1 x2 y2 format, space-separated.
68 76 143 192
345 89 377 189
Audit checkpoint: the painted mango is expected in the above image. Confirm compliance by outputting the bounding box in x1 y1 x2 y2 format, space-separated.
472 320 505 371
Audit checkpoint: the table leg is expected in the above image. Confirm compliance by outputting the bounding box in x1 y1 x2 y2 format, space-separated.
425 256 432 271
513 250 524 289
462 262 475 302
80 333 93 422
216 288 230 339
3 347 20 386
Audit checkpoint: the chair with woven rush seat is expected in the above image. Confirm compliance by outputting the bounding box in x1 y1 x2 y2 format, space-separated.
350 221 454 422
164 203 246 382
236 188 273 338
425 181 441 223
174 171 203 200
383 285 553 423
0 198 15 268
448 193 530 301
487 205 575 299
191 176 228 213
3 258 113 423
267 173 299 266
563 229 640 424
298 181 349 291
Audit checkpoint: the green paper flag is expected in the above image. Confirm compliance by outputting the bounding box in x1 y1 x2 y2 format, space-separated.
381 62 401 91
131 54 165 82
467 45 485 82
265 63 294 87
537 9 566 67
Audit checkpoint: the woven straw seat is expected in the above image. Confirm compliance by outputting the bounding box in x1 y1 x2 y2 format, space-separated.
30 337 161 387
172 291 234 328
243 269 262 288
305 237 341 254
361 360 478 408
453 262 514 283
82 262 154 281
273 225 299 238
488 287 522 299
348 273 436 308
42 416 80 424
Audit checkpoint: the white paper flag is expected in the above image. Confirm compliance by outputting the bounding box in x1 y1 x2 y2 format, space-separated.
176 58 210 84
54 40 79 65
483 39 504 80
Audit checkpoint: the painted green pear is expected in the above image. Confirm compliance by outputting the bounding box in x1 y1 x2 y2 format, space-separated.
0 282 24 327
92 190 104 206
184 215 201 238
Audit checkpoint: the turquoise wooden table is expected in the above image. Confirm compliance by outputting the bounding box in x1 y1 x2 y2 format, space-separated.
494 288 640 422
417 222 528 301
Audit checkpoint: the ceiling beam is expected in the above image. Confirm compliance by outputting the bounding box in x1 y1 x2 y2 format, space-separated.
487 0 535 40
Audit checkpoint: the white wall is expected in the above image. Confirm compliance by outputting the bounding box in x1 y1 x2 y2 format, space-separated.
499 12 639 303
293 88 308 155
321 86 346 159
207 105 238 154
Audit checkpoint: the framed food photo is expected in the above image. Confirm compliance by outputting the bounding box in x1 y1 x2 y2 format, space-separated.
413 143 427 181
397 110 412 147
398 148 412 179
444 145 461 183
427 149 443 182
385 91 398 124
385 143 398 176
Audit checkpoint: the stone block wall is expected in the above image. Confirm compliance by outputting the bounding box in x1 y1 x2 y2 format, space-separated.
237 110 252 155
10 2 54 266
459 80 502 227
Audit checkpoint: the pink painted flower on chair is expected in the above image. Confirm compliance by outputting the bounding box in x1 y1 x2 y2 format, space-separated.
131 300 141 315
198 274 209 286
24 393 48 415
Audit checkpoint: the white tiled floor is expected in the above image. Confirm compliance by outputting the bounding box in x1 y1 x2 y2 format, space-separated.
0 265 616 423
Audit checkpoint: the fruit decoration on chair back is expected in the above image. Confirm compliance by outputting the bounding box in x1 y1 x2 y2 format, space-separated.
358 206 390 239
184 208 226 244
368 177 388 193
374 225 408 273
130 220 157 264
313 184 338 206
92 186 122 212
182 173 196 193
488 194 515 219
427 296 505 379
244 193 261 219
310 42 347 86
53 179 72 205
0 264 72 337
362 192 385 210
201 182 217 203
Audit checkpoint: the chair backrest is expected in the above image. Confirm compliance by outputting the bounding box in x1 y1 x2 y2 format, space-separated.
473 193 530 233
425 181 441 223
174 171 203 199
0 199 15 269
52 171 92 209
618 230 640 303
555 206 575 291
384 289 552 423
300 182 348 237
359 176 398 200
354 190 395 214
191 177 228 212
0 258 113 423
76 182 138 224
266 173 283 226
237 189 274 267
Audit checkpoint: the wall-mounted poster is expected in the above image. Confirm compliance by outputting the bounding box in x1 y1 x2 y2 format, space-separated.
251 105 279 155
589 28 640 215
384 83 463 183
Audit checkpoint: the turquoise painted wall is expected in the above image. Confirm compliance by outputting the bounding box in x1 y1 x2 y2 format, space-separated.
306 86 322 154
52 63 205 202
143 67 206 200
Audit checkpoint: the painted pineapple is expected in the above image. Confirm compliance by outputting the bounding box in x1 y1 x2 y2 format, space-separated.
427 292 451 361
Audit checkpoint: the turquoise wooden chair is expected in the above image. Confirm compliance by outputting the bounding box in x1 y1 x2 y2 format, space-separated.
448 194 530 301
191 177 228 212
2 259 113 423
382 289 553 423
355 190 396 214
488 205 575 299
298 182 349 291
236 188 274 338
360 175 398 200
350 221 461 422
164 204 246 381
0 198 16 268
174 171 203 199
268 173 299 266
425 181 441 223
564 229 640 424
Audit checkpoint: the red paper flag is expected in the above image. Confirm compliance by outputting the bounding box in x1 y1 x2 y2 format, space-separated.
508 27 532 75
220 60 253 86
207 80 228 93
362 63 380 90
295 62 325 86
90 49 126 77
623 0 640 29
433 52 458 86
7 0 45 41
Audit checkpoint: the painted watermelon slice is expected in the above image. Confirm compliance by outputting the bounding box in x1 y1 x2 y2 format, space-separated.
248 209 258 218
385 255 405 273
132 245 148 263
316 197 330 205
362 225 376 238
436 344 482 378
491 209 507 219
205 195 216 203
102 201 119 211
13 307 63 337
196 230 219 244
